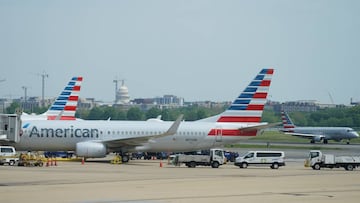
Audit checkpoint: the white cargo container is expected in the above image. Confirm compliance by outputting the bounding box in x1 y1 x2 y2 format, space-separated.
174 148 225 168
305 150 360 171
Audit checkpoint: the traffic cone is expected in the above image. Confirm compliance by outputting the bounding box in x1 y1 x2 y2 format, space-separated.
81 157 85 165
46 158 49 167
160 160 163 168
54 158 57 166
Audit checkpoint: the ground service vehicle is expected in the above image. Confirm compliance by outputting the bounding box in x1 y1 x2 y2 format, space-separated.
174 148 225 168
305 150 360 171
17 152 45 167
0 146 19 165
235 151 285 169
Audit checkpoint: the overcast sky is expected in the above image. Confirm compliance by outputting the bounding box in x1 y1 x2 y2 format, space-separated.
1 0 359 105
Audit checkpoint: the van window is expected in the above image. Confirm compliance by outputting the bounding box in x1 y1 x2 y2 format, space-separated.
244 153 254 159
1 147 14 153
256 152 282 157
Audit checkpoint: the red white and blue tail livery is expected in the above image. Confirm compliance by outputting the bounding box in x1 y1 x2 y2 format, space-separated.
199 68 274 123
21 77 82 121
281 111 296 131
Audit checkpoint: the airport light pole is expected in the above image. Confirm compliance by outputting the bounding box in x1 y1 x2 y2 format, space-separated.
22 86 28 110
39 72 48 107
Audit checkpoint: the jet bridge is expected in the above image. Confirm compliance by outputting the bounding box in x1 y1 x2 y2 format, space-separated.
0 113 22 143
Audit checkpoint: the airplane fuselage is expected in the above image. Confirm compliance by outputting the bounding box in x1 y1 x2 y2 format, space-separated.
16 120 259 153
289 127 359 141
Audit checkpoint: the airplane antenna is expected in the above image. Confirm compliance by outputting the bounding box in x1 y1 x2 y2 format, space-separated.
38 71 49 107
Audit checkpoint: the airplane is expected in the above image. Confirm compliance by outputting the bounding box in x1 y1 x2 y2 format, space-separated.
281 111 359 144
21 77 83 121
15 69 275 162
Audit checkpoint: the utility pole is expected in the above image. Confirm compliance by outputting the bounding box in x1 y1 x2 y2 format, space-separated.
39 71 49 107
113 78 121 104
22 86 28 110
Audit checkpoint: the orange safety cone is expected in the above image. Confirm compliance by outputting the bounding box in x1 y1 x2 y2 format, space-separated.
81 157 85 165
160 161 163 168
46 158 49 167
54 158 57 166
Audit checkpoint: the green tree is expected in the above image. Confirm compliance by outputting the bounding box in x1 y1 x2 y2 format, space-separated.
87 107 103 120
146 107 162 120
6 102 21 114
127 107 144 120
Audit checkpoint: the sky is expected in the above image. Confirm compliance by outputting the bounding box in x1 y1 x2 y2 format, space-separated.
0 0 359 105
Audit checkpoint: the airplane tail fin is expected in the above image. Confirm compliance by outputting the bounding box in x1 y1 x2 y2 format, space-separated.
45 77 83 120
281 110 296 131
198 68 274 123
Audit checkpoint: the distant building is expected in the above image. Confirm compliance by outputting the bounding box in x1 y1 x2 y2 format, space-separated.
115 80 130 105
131 95 184 111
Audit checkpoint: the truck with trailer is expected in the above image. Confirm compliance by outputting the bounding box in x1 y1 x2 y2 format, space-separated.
305 150 360 171
234 151 285 169
174 148 226 168
0 146 19 166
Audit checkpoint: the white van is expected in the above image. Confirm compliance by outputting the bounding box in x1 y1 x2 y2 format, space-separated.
234 151 285 169
0 146 18 165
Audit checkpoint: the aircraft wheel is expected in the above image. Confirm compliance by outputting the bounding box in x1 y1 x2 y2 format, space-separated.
122 155 129 163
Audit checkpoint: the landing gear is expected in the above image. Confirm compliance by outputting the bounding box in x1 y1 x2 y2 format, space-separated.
310 140 315 144
323 139 328 144
117 152 129 163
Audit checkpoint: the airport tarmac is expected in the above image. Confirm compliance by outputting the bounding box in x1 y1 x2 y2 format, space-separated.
1 154 360 203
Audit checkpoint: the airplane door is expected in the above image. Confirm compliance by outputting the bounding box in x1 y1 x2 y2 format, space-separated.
215 127 222 142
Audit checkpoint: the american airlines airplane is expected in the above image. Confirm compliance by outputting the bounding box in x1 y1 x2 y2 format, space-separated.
21 77 83 121
281 111 359 144
15 69 275 162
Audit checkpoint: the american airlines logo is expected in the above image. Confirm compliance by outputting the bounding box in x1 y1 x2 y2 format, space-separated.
28 126 99 138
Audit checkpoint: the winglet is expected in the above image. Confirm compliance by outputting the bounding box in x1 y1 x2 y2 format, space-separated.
164 114 183 136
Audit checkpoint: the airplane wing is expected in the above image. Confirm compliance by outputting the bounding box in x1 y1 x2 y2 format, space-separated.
240 122 282 131
284 132 325 139
103 114 183 147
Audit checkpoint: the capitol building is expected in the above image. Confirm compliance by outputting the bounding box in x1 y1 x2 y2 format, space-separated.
115 80 130 104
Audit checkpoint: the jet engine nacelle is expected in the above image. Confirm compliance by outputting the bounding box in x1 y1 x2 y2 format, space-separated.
76 142 107 158
313 135 324 142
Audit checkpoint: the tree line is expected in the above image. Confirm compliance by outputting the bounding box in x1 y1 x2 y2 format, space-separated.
5 102 360 128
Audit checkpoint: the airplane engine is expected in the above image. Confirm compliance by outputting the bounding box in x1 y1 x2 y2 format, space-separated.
76 142 107 158
313 135 324 142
